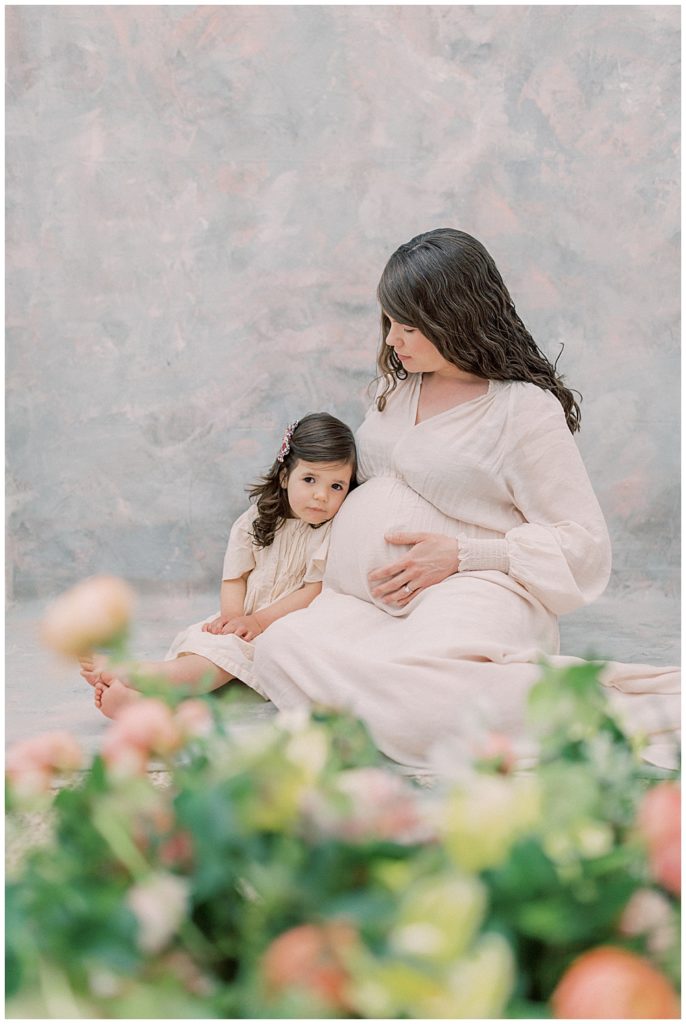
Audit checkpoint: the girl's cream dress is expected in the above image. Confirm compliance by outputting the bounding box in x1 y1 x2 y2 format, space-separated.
250 375 680 770
166 505 330 694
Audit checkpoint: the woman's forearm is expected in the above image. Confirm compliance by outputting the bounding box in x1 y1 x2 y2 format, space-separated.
254 582 322 631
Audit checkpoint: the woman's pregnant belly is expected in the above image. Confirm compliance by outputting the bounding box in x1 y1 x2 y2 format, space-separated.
324 476 464 615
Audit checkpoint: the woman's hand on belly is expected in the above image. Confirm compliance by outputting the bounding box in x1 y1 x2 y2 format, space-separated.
368 531 461 607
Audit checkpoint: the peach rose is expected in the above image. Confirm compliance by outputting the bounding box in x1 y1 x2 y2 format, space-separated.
262 921 358 1011
41 575 135 657
552 946 680 1019
7 731 83 796
636 783 681 895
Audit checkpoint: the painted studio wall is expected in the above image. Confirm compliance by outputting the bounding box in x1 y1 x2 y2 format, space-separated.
6 5 679 610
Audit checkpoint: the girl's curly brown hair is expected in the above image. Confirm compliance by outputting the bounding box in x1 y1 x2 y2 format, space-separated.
247 413 357 549
375 228 581 433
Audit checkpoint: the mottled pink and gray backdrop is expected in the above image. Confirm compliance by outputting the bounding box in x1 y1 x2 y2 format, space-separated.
6 7 679 645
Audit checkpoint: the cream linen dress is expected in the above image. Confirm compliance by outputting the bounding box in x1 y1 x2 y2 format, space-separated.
166 505 330 693
250 375 680 770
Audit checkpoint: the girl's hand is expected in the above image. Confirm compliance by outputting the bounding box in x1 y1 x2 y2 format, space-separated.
203 616 234 634
221 614 263 642
368 532 460 607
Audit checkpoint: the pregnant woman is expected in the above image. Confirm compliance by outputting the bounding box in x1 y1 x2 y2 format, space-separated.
251 229 679 770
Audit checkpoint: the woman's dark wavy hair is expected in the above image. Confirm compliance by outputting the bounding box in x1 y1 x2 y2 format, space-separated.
375 228 581 433
247 413 358 549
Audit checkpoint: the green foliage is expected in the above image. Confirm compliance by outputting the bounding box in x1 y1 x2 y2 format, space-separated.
6 662 680 1018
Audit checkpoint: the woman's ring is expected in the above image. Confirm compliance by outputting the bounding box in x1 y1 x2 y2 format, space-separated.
403 583 413 594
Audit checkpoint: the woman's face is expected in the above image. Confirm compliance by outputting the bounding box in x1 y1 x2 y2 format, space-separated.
383 314 454 374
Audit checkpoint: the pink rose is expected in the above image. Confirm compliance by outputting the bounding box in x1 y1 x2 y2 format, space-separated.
304 768 433 844
102 699 183 775
619 889 676 955
158 830 194 870
7 731 83 796
41 575 135 658
476 732 517 774
636 783 681 896
175 699 213 739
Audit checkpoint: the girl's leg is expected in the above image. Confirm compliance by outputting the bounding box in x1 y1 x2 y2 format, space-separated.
95 678 140 718
129 654 234 692
79 653 108 687
94 655 234 719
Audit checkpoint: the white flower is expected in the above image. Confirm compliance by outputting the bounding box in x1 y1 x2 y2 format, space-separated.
285 726 329 782
126 872 189 953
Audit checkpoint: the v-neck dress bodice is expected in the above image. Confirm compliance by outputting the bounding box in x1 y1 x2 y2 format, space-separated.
324 374 609 620
246 374 679 772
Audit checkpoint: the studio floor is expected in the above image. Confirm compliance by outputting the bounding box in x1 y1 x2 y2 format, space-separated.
5 583 680 758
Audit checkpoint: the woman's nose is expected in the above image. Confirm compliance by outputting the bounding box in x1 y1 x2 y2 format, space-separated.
387 324 402 348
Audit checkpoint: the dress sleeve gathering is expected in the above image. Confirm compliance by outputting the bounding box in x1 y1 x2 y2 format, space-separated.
458 388 612 615
221 506 258 581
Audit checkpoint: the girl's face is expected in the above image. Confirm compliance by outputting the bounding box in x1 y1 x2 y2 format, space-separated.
384 314 454 374
282 459 354 524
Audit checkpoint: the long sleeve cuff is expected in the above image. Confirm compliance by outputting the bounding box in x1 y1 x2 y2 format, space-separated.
458 536 510 573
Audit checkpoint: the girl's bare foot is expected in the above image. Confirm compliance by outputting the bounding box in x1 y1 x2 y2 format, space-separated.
79 652 108 688
97 678 142 719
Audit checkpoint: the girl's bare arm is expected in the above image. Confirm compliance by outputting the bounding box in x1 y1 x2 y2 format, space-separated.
202 578 248 633
220 578 248 618
253 581 322 631
207 582 322 641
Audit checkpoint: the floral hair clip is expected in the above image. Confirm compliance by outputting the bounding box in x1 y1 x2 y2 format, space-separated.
276 420 299 463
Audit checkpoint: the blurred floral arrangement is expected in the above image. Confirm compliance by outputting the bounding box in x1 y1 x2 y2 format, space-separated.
5 576 681 1018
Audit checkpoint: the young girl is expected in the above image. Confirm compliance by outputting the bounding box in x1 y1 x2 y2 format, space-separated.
80 413 357 718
